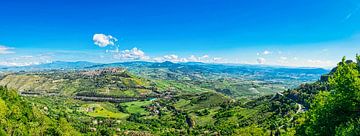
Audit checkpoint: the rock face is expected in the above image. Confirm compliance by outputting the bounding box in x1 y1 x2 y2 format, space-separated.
320 60 355 82
320 75 330 82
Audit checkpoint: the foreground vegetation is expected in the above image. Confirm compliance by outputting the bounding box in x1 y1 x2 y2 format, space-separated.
0 86 80 135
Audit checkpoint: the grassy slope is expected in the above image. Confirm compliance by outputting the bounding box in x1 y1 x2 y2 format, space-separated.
0 87 80 136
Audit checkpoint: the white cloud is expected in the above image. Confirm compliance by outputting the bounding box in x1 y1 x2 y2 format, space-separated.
188 55 198 62
113 47 149 60
153 55 183 62
92 34 150 61
163 54 178 60
307 59 333 67
93 34 118 47
257 57 266 64
187 54 210 62
0 45 14 54
280 56 287 60
0 55 52 66
91 34 224 64
263 50 271 55
161 54 187 62
213 57 223 62
152 54 221 63
201 55 209 59
153 57 164 62
257 50 272 56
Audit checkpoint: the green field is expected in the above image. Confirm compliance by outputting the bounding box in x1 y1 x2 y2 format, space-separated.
120 100 152 115
81 103 129 119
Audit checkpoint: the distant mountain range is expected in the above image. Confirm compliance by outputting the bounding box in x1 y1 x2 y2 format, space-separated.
0 61 329 74
0 61 329 90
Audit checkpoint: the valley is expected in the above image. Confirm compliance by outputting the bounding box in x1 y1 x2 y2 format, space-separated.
0 61 329 135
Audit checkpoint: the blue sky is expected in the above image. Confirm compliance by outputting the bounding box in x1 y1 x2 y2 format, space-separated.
0 0 360 68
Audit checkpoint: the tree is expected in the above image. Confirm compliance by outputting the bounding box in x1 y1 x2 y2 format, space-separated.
0 86 81 135
234 125 268 136
297 56 360 135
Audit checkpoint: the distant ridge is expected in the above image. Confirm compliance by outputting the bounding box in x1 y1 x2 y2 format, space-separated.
0 61 329 75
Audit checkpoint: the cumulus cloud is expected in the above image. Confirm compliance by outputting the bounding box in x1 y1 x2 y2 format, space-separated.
93 34 118 47
113 47 149 60
202 55 209 59
257 50 272 56
154 54 182 62
159 54 188 62
187 55 210 62
153 57 164 62
0 45 14 54
152 54 221 63
257 57 266 64
91 34 225 63
263 50 271 55
163 54 179 61
188 55 198 62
